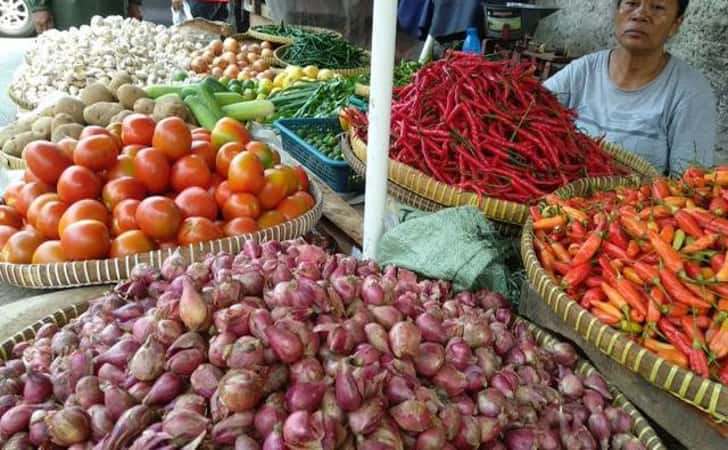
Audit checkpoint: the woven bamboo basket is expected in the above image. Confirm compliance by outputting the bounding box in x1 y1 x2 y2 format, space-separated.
349 133 658 226
246 25 343 45
274 45 369 77
520 176 728 422
7 85 36 111
0 182 322 289
0 299 663 449
0 151 25 170
175 17 233 37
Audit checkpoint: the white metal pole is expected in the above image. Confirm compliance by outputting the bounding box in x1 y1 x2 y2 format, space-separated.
362 0 397 259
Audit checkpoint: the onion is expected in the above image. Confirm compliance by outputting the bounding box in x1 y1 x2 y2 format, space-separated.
129 337 165 381
605 406 633 434
349 397 386 434
587 412 611 450
584 373 613 400
0 394 18 417
255 402 286 438
171 393 207 415
462 317 492 348
266 325 303 363
104 386 136 421
263 425 285 450
285 382 326 412
504 427 536 450
75 376 103 409
370 306 402 330
88 405 112 441
4 431 32 449
131 316 156 343
162 409 209 445
143 372 183 406
29 410 50 446
439 404 462 441
433 364 467 398
390 400 432 433
385 376 414 404
262 364 290 395
413 342 445 377
166 348 205 376
219 369 265 412
236 434 261 450
478 388 506 418
46 406 90 446
94 338 140 368
155 319 183 346
559 374 584 398
361 276 386 305
249 309 274 344
364 322 392 354
209 331 236 367
1 404 36 435
179 277 210 331
446 338 474 370
99 323 124 345
191 364 223 399
389 321 421 358
23 370 52 403
454 415 481 449
583 389 605 414
335 361 362 412
105 404 156 450
416 426 446 450
226 336 265 369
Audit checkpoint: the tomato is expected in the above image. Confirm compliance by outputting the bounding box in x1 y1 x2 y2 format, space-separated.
102 176 147 210
61 220 111 261
110 230 156 258
190 140 216 171
121 144 145 159
2 229 44 263
257 210 286 229
58 199 110 237
258 168 289 210
215 142 245 178
223 217 258 236
192 131 211 143
191 128 210 136
223 193 261 220
135 196 182 241
291 191 316 210
23 141 72 185
211 117 250 149
133 147 171 194
170 154 212 192
26 193 59 228
270 149 281 166
215 181 234 209
0 205 23 229
16 182 50 216
292 166 310 192
80 125 112 140
121 114 156 146
73 135 119 172
175 187 218 220
32 240 65 264
177 217 223 246
276 195 308 220
36 201 68 240
3 182 24 207
57 138 78 161
112 199 140 235
57 165 102 204
106 123 124 148
152 117 191 161
275 165 299 195
0 225 18 250
228 151 265 194
246 141 274 169
106 155 136 180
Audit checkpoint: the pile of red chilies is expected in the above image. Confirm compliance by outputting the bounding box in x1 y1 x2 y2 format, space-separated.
349 52 623 203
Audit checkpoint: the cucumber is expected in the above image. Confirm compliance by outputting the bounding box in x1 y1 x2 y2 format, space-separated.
173 71 189 81
145 84 183 99
181 85 199 99
214 92 246 106
184 95 220 131
195 83 226 121
222 100 275 122
201 77 227 93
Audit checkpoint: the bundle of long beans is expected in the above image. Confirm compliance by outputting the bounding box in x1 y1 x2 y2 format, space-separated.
281 34 367 70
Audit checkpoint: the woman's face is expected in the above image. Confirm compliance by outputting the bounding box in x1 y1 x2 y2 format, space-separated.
615 0 683 52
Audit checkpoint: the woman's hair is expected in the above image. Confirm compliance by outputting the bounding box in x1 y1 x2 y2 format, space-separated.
617 0 689 17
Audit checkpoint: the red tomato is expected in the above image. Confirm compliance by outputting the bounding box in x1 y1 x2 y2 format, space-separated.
245 141 274 169
135 196 182 241
24 141 72 184
121 144 145 159
74 135 119 171
102 176 147 210
257 210 286 229
223 193 261 220
191 140 216 171
121 114 156 146
291 191 316 210
215 181 233 209
0 225 19 250
275 165 300 195
57 138 78 161
258 168 289 210
152 117 192 162
215 142 245 178
80 125 112 140
3 182 24 208
0 205 23 229
61 220 111 261
223 217 258 236
57 165 103 204
175 187 218 220
1 229 44 263
32 240 65 264
23 169 50 189
276 195 308 220
58 199 109 237
26 193 59 228
177 217 223 246
228 151 265 194
16 182 50 217
112 199 140 235
106 155 136 180
36 201 68 240
211 117 250 149
191 131 211 143
292 166 310 192
133 147 171 194
110 230 156 258
170 154 212 192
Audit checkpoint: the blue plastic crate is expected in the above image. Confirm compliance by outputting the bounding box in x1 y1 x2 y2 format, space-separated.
348 96 368 111
275 118 364 193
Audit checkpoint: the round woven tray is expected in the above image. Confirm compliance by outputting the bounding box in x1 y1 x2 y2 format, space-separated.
246 25 343 45
0 182 323 289
0 298 663 449
7 85 36 111
0 151 25 170
349 133 658 226
274 45 369 77
520 176 728 422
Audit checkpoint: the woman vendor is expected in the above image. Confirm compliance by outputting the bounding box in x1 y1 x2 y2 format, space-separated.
544 0 717 175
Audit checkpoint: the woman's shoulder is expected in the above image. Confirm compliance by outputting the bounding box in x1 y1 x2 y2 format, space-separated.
667 55 715 100
569 49 611 70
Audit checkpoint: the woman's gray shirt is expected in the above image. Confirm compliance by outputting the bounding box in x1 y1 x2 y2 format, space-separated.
544 50 717 175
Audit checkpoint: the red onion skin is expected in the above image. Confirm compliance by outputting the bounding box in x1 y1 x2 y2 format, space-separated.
290 357 325 384
385 375 415 404
433 364 467 398
282 411 323 448
104 386 136 422
1 404 36 435
99 323 124 346
104 404 157 450
361 276 386 305
75 376 103 409
583 389 606 414
219 369 265 412
29 411 50 446
191 364 223 399
559 374 585 399
129 337 166 382
179 278 210 331
439 404 462 441
255 404 286 438
415 313 447 343
4 431 33 450
446 339 474 371
370 306 403 330
226 336 265 369
0 394 18 417
335 362 362 412
127 382 152 403
142 372 183 406
364 323 392 354
605 407 633 434
46 406 91 446
94 338 140 369
587 412 611 450
285 382 327 412
416 426 446 450
389 321 422 359
266 326 304 363
162 409 209 444
170 394 207 415
23 371 52 404
249 309 274 345
584 373 613 400
390 400 432 433
88 405 113 442
235 434 261 450
166 348 205 376
454 416 481 450
348 397 386 434
263 426 285 450
261 364 290 396
154 320 183 346
209 332 236 368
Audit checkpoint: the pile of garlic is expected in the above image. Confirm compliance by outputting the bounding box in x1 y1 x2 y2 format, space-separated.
10 16 213 106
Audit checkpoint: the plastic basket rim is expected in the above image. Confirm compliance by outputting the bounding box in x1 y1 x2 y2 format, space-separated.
274 118 350 168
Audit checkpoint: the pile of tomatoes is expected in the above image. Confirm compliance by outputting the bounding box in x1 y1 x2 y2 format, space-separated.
0 115 315 264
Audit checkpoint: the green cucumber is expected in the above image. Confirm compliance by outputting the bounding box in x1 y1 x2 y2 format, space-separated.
195 84 226 122
201 77 227 93
184 95 220 131
145 85 183 99
222 100 275 122
180 85 199 99
214 92 246 106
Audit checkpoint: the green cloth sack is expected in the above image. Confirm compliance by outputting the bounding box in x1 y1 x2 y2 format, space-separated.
376 206 519 295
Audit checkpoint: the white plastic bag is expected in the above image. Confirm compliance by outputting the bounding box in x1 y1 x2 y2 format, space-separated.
172 0 193 25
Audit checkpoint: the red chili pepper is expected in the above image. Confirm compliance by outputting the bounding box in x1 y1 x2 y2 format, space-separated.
603 241 631 261
684 261 703 280
614 277 648 319
552 261 570 276
572 226 604 266
674 210 705 239
709 317 728 359
549 241 571 264
648 230 684 273
585 276 603 288
581 287 606 309
681 233 719 254
608 221 630 250
626 240 641 259
652 178 671 200
658 318 708 378
569 220 587 241
685 208 728 235
593 309 620 326
659 269 712 309
632 261 660 284
621 215 648 240
562 263 592 290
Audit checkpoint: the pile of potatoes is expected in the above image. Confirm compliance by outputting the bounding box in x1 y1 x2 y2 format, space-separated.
1 71 195 158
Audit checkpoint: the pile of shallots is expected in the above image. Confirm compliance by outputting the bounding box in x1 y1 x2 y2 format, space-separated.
0 239 647 450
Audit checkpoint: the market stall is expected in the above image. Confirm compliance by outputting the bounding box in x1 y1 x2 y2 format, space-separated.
0 2 725 449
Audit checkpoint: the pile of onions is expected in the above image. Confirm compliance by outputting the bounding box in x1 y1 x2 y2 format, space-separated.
0 239 647 450
189 37 276 81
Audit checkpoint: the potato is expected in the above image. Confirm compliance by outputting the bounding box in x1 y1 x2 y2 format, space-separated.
79 82 114 106
117 84 148 110
0 124 27 148
51 124 84 143
109 110 134 125
152 94 189 122
53 96 86 123
31 117 53 139
16 112 39 131
51 113 76 133
2 131 45 157
37 103 56 117
133 97 155 115
108 71 133 98
83 102 125 127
